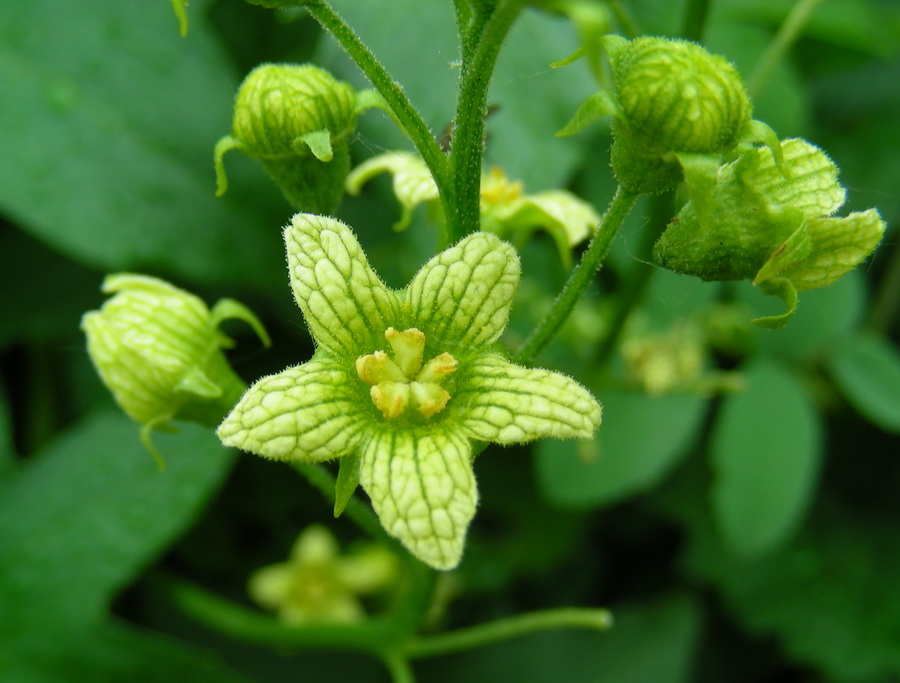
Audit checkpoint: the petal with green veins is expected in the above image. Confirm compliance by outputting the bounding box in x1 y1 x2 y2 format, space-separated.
285 214 399 355
359 428 476 571
217 358 368 463
405 232 520 349
779 210 886 292
454 354 601 443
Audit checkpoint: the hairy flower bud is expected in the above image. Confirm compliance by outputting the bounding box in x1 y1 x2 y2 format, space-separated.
82 274 269 465
558 36 765 195
214 64 361 214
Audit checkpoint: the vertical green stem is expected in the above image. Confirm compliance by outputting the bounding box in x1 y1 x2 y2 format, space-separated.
513 187 638 365
680 0 712 41
747 0 824 97
593 191 674 367
446 0 523 243
304 2 450 193
384 653 417 683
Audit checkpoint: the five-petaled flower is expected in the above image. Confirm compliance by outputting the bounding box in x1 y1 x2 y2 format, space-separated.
217 214 601 570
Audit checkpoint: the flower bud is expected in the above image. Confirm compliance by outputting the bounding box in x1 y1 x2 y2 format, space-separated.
214 64 360 214
558 36 757 195
82 274 269 464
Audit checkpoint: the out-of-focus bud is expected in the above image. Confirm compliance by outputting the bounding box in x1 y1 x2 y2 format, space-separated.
214 64 364 214
81 274 269 466
248 525 400 626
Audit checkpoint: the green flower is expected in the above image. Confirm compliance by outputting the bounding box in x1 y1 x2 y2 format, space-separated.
217 215 601 570
346 153 599 265
248 525 399 625
653 138 886 327
81 274 269 467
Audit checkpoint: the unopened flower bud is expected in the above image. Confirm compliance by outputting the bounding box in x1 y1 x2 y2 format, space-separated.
82 274 269 465
214 64 360 214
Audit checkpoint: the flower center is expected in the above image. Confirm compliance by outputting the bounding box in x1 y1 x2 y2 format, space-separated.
356 328 458 419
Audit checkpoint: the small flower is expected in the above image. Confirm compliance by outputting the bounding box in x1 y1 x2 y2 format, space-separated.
248 525 399 625
652 138 886 327
218 215 601 570
214 64 374 214
82 274 269 466
346 154 599 264
558 35 780 196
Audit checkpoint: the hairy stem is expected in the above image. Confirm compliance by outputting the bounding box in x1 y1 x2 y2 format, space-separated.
405 607 613 659
514 187 638 365
305 2 450 196
446 0 523 243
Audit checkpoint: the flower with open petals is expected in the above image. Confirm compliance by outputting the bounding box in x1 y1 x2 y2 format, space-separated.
218 214 601 570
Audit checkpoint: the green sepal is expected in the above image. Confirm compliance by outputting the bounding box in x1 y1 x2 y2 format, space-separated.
738 119 787 179
170 0 188 37
334 452 362 518
295 130 334 162
556 90 620 137
550 45 585 69
355 88 390 115
753 221 812 286
140 416 174 472
210 298 272 348
261 144 351 214
213 135 241 197
175 366 223 399
675 152 721 229
752 278 799 329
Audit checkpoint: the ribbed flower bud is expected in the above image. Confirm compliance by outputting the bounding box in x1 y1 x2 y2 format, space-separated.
82 274 269 465
558 36 762 195
611 37 751 193
214 64 361 214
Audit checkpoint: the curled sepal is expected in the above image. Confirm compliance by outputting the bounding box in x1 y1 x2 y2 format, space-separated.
82 274 265 465
533 0 611 84
170 0 188 37
214 63 361 213
359 428 477 571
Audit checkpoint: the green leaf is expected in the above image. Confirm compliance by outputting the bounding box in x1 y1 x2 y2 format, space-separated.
0 412 236 631
710 361 822 556
0 0 285 287
535 391 707 508
827 331 900 433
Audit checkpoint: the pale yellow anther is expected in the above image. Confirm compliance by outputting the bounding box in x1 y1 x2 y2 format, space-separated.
356 351 406 384
481 167 523 205
358 330 458 420
417 353 458 383
385 327 426 377
370 382 410 419
410 382 451 418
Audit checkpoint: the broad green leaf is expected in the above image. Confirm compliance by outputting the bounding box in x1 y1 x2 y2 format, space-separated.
827 331 900 433
0 377 14 479
535 391 707 508
686 504 900 682
0 0 284 287
0 412 236 635
710 361 822 556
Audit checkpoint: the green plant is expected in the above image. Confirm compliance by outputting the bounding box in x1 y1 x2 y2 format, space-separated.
2 1 899 681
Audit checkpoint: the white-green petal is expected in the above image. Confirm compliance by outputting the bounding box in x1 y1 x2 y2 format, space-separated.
405 232 520 349
217 358 369 462
359 428 476 571
346 152 439 231
454 353 601 443
285 214 399 355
